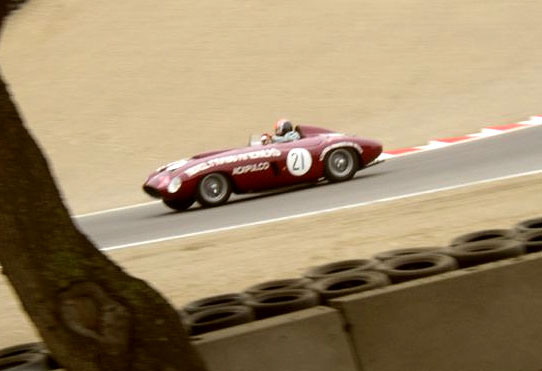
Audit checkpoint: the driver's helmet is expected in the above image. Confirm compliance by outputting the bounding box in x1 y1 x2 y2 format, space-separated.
274 119 294 136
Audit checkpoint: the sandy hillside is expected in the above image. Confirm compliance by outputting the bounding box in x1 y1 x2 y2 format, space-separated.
1 0 542 213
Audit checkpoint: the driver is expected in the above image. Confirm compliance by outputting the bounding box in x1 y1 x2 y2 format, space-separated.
272 119 301 143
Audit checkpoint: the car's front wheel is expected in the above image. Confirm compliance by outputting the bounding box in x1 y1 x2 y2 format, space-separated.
163 198 195 211
196 173 232 207
324 148 359 182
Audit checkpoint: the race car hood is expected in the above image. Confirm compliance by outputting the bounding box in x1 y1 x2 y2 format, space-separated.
191 148 234 160
148 148 234 177
147 144 280 181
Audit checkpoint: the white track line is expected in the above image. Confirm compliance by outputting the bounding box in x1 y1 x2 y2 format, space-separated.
101 168 542 252
75 200 161 218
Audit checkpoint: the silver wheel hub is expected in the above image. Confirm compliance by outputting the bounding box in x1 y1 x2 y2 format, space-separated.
205 179 222 198
329 149 354 177
334 156 347 171
200 174 229 203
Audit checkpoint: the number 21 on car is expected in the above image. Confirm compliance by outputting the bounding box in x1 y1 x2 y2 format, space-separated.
286 148 313 176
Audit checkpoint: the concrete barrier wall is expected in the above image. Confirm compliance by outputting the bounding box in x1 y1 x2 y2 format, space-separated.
12 250 542 370
329 251 542 371
193 306 359 371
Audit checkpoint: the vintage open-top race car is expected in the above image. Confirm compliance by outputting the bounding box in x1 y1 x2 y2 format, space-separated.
143 125 383 211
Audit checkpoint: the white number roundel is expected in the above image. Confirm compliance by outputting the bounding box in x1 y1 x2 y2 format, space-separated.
287 148 312 176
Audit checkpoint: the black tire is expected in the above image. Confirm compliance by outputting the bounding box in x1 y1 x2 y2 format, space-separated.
163 197 195 211
0 343 45 360
183 293 248 314
0 343 61 371
196 173 232 207
444 239 526 268
518 230 542 253
0 353 48 371
514 216 542 234
304 259 378 280
449 229 516 246
7 0 29 12
44 353 62 371
378 253 458 283
373 247 444 261
310 271 390 302
244 278 313 295
245 289 320 319
324 148 359 182
186 305 255 336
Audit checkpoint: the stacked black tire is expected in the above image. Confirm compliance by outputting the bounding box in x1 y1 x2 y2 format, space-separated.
3 216 542 361
7 0 29 14
0 342 60 370
178 215 542 336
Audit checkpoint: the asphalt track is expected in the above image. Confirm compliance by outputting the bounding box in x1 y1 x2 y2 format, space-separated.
75 125 542 250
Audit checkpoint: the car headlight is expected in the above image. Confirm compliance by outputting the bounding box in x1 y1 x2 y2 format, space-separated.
167 176 182 193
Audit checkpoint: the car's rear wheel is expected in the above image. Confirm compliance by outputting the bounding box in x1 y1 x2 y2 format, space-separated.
324 148 359 182
196 173 232 207
163 198 195 211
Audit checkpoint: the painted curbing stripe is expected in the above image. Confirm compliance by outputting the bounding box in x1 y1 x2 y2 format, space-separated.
526 116 542 124
433 135 472 143
101 169 542 252
486 123 529 131
421 141 453 149
381 115 542 159
384 147 421 155
376 153 396 161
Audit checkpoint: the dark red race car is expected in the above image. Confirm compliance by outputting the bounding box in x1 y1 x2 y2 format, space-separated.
143 125 383 211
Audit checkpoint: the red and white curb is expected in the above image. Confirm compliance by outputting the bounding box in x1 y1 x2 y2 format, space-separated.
377 115 542 161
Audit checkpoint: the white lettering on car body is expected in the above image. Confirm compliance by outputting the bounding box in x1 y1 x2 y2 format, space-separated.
232 162 270 175
185 148 281 177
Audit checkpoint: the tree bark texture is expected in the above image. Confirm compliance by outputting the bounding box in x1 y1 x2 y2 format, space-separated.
0 3 207 370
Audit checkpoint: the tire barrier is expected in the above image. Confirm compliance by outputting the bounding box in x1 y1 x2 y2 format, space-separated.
449 228 516 246
310 271 390 302
0 353 49 371
5 215 542 371
244 277 313 295
0 343 45 360
182 293 248 314
443 239 526 268
376 253 458 283
517 230 542 253
44 354 61 371
514 216 542 234
304 259 378 279
7 0 29 13
373 246 444 261
329 249 542 371
185 305 255 336
0 343 49 371
246 289 320 319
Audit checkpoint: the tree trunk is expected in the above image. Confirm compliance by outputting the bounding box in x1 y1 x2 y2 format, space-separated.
0 3 207 370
